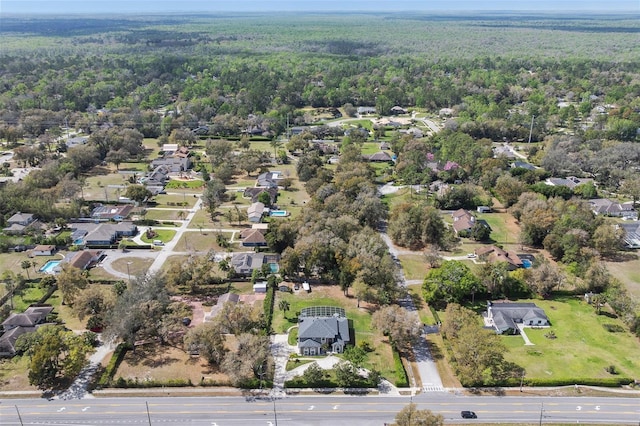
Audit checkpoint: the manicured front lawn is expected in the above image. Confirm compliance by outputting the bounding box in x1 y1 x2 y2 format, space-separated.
502 297 640 381
141 229 176 244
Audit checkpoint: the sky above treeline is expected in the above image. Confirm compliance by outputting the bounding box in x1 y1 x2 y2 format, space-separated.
2 0 639 14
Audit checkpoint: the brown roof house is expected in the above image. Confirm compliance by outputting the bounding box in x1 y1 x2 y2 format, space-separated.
451 209 476 235
67 250 104 270
31 244 56 256
475 245 523 270
241 228 267 247
363 151 393 162
204 292 241 322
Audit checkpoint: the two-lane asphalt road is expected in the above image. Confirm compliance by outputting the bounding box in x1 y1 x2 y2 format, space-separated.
1 394 639 425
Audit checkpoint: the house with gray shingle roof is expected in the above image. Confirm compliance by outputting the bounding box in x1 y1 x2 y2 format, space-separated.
298 309 351 355
486 302 549 335
3 212 37 235
589 198 636 219
247 202 266 223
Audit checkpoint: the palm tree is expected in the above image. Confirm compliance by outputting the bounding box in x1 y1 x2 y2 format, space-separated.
278 300 291 319
21 260 31 279
270 139 283 160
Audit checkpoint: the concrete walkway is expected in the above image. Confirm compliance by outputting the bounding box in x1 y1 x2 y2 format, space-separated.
270 333 297 397
56 336 114 400
517 324 535 346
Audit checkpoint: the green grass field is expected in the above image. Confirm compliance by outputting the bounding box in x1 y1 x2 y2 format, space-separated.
476 212 518 246
605 257 640 299
174 231 234 252
141 229 176 244
398 254 429 281
502 297 640 381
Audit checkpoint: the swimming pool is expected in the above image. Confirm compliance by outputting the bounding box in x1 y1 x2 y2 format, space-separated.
269 210 289 217
269 263 279 273
521 259 532 268
40 260 61 274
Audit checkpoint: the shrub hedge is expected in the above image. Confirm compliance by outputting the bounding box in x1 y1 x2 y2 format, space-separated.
114 377 193 388
97 343 131 387
392 346 409 388
263 285 275 334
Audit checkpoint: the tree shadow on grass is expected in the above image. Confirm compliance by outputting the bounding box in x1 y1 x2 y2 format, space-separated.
126 343 178 368
605 251 638 262
424 339 444 361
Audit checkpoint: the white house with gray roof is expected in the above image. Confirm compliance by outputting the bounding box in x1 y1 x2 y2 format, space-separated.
486 302 549 335
297 307 351 355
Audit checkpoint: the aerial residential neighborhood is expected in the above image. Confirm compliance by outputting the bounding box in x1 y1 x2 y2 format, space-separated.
1 4 640 426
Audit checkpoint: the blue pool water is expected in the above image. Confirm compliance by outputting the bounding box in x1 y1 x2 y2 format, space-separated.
269 263 279 273
521 259 532 268
270 210 288 217
40 260 61 274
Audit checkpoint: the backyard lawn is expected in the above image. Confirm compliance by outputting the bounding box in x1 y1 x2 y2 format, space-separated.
476 212 520 247
501 297 640 381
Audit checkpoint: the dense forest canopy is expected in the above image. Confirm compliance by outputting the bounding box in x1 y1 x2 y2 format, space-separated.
1 14 639 143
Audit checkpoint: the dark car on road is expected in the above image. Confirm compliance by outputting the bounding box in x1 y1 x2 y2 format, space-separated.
461 410 477 419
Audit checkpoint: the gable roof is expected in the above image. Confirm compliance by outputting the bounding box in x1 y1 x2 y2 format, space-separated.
7 212 34 225
91 204 133 220
241 229 267 246
2 306 54 329
298 316 350 344
475 245 523 268
68 250 102 270
363 151 393 162
247 202 266 218
0 326 35 354
589 198 635 216
231 252 265 273
489 302 549 333
243 187 278 203
452 209 476 233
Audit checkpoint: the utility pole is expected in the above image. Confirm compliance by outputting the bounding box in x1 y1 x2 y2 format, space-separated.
539 402 544 426
528 115 535 143
146 401 152 426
